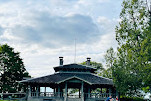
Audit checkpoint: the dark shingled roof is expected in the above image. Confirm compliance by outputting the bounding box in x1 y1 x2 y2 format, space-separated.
21 73 113 85
54 63 96 73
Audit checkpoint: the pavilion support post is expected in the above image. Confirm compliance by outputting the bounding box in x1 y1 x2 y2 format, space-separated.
109 87 112 96
81 81 84 101
79 88 80 98
60 88 62 97
28 85 31 97
36 85 39 97
58 85 60 97
56 87 58 93
106 88 109 93
64 82 68 101
53 88 55 94
88 87 90 98
44 87 46 96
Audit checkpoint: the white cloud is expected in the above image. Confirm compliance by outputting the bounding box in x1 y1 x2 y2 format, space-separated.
9 13 100 48
0 0 121 77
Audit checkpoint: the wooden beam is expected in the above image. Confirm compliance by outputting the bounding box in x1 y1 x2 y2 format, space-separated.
36 85 39 97
28 85 31 97
64 82 67 101
88 86 91 98
109 87 111 96
58 85 60 97
81 81 84 101
79 88 80 98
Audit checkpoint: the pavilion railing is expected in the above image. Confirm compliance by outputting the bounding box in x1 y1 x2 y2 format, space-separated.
30 92 116 99
68 94 80 98
31 92 36 97
0 93 26 100
85 93 116 99
31 92 63 98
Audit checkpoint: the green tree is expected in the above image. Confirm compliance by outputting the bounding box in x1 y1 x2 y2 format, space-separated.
100 68 112 79
104 47 115 79
0 44 30 93
104 47 115 68
113 0 150 96
81 61 113 79
81 61 104 74
141 6 151 93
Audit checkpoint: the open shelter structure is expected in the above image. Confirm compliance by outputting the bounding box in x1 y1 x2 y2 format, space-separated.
21 57 118 101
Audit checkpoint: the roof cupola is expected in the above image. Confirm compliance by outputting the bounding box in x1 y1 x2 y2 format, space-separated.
54 57 96 73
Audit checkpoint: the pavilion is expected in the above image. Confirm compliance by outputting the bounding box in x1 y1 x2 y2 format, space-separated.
21 57 118 101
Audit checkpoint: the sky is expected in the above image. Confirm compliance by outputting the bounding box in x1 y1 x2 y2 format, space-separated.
0 0 123 77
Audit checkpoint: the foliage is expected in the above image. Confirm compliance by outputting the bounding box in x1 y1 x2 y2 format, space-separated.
103 47 116 79
104 47 115 68
81 61 113 79
68 88 79 94
0 44 30 93
141 6 151 91
113 0 151 96
81 61 104 74
98 68 112 79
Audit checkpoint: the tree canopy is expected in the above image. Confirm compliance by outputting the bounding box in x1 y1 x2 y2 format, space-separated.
81 61 104 73
81 61 113 79
0 44 30 93
113 0 151 96
104 47 115 79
